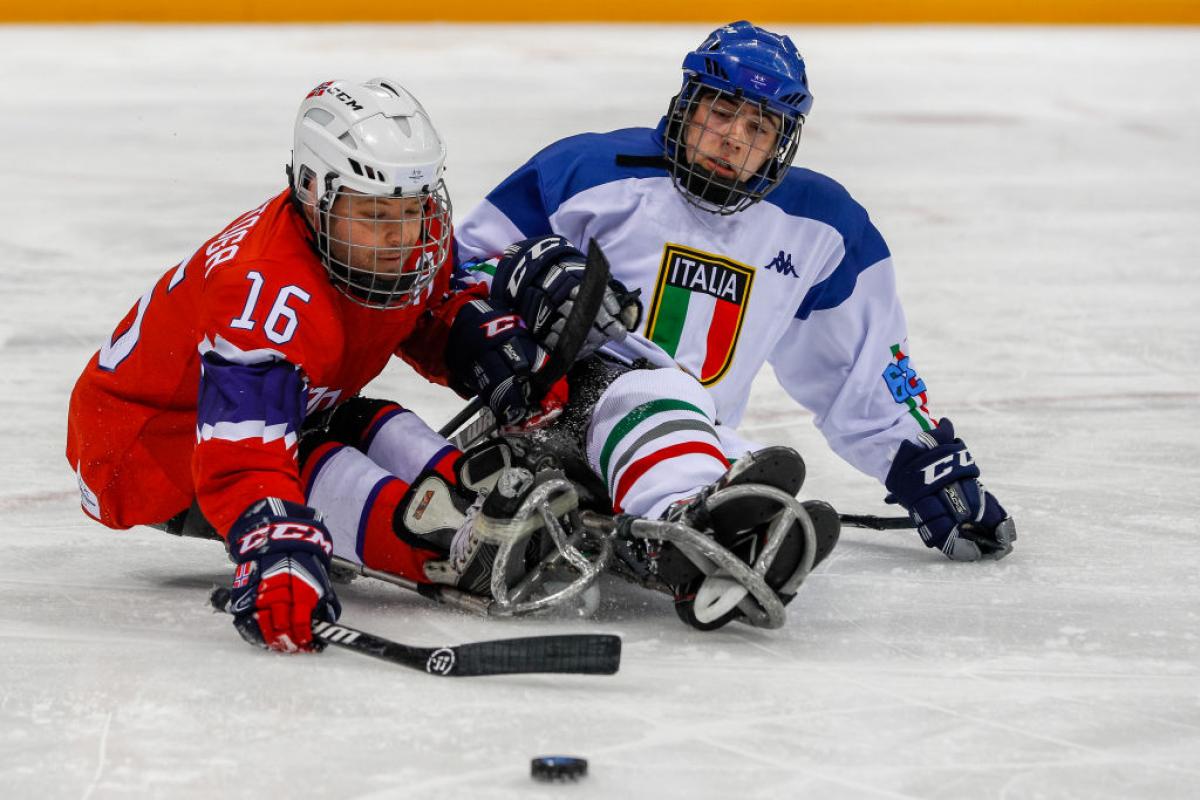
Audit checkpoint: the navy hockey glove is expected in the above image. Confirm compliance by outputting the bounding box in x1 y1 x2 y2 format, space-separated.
447 298 551 426
227 498 342 653
884 419 1016 562
490 235 642 357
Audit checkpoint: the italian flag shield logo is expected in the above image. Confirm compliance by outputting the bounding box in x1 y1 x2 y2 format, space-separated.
645 244 755 386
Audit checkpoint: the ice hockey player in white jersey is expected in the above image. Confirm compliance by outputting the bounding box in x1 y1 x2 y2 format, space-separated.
455 21 1016 628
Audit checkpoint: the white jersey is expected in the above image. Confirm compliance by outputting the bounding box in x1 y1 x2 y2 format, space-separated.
456 121 935 484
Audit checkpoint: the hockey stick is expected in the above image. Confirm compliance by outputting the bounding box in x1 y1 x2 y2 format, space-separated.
839 514 915 530
437 397 485 440
209 588 621 677
438 238 614 440
530 238 612 400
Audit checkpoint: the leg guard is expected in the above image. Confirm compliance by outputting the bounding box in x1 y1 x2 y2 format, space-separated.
301 424 517 580
586 367 731 517
316 396 459 484
298 398 479 581
302 440 444 582
395 439 514 544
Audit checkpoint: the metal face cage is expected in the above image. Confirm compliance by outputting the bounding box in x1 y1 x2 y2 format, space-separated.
295 167 453 309
664 83 803 215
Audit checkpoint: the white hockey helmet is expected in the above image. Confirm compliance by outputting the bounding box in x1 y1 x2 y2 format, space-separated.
290 78 453 309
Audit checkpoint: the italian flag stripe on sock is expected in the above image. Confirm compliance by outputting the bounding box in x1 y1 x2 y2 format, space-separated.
599 398 711 484
612 441 729 513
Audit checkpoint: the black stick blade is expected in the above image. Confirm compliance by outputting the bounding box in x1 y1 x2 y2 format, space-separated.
450 634 622 677
316 624 621 678
839 514 915 530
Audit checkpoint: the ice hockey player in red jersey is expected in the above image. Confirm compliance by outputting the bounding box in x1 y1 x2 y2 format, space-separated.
67 78 557 652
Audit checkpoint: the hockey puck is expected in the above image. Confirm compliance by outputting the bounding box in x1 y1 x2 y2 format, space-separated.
530 756 587 782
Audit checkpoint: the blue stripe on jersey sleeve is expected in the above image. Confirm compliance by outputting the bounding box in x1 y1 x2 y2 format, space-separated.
197 351 306 438
484 126 665 235
763 168 892 320
484 160 555 240
795 218 890 320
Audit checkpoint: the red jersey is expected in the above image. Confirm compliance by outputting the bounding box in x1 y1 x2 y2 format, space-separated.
67 190 478 535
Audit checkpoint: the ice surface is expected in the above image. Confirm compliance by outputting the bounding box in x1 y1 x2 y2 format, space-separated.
1 24 1198 799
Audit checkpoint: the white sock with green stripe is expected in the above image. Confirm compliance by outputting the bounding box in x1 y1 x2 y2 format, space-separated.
586 368 731 517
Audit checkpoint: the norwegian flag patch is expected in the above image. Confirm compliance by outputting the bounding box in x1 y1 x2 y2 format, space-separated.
232 561 255 589
306 80 334 99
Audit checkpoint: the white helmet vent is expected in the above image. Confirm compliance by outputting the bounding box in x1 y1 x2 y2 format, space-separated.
375 79 402 98
304 107 335 127
347 158 387 184
337 132 358 150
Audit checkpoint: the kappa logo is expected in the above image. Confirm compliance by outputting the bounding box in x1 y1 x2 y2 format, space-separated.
765 250 798 278
426 647 456 675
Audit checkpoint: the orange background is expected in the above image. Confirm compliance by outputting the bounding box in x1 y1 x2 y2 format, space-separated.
6 1 1200 24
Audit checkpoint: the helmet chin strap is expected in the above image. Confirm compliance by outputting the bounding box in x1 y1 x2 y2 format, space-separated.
669 147 742 208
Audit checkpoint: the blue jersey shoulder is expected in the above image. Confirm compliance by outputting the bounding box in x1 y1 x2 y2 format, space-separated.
499 127 666 221
769 168 893 320
531 126 660 166
764 167 871 241
533 127 668 211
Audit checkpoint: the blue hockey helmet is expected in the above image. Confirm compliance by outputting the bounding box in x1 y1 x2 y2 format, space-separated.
665 21 812 214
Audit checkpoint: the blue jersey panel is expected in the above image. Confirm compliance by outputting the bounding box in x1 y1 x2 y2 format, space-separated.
485 126 666 233
762 168 892 320
197 352 306 435
795 218 891 320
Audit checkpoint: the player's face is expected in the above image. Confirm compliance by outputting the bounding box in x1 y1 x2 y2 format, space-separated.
683 93 781 183
326 192 426 275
